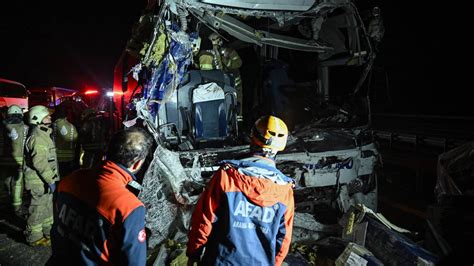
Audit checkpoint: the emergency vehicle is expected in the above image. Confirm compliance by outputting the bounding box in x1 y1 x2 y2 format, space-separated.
0 78 28 110
28 86 77 107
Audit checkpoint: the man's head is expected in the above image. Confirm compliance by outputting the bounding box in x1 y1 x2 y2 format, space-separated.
250 115 288 157
54 106 67 119
28 105 52 125
106 127 154 173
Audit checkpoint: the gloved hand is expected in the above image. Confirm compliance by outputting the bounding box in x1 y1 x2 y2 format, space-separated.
48 183 56 193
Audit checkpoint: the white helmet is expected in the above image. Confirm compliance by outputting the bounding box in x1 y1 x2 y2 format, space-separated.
7 104 22 115
191 36 201 55
28 105 50 125
209 32 223 47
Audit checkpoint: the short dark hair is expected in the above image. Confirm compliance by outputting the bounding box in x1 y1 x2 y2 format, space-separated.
54 106 67 119
106 127 154 168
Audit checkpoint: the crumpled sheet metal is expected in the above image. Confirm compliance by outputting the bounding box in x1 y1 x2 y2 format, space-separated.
179 0 349 26
339 204 438 265
139 144 203 248
435 141 474 202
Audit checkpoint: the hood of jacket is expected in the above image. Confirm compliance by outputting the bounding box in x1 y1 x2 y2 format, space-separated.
220 157 294 207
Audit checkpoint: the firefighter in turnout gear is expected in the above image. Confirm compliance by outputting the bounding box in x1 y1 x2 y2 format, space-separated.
198 33 243 117
187 115 294 265
0 105 28 214
80 109 111 168
24 105 59 246
53 107 78 177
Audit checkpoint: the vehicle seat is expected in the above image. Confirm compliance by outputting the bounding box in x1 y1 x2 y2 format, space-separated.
192 83 227 140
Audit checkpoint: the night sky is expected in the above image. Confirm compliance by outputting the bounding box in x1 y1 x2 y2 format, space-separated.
0 0 145 90
0 1 468 116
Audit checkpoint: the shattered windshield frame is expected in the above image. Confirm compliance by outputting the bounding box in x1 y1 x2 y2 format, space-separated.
123 0 380 136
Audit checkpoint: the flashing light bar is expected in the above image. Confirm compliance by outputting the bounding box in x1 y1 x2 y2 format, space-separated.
106 91 124 97
84 89 99 95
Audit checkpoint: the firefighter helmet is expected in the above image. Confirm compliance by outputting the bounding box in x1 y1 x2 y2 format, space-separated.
209 32 223 47
28 105 51 125
7 104 22 115
251 115 288 152
191 36 201 55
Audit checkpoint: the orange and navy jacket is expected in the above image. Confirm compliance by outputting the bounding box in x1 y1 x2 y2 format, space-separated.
51 160 147 266
186 158 295 266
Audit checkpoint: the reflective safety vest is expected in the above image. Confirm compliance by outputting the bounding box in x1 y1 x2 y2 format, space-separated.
198 51 215 70
53 118 78 163
221 48 242 91
221 47 242 71
0 121 28 166
24 125 59 189
198 48 242 91
198 48 242 71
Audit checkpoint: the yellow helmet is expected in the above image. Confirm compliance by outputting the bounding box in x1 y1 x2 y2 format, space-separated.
251 115 288 152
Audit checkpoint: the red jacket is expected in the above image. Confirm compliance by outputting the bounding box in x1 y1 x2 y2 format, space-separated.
187 159 294 265
51 161 147 265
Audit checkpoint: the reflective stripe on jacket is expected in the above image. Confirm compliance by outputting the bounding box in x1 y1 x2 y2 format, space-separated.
198 51 215 70
0 122 28 166
53 118 78 162
24 125 58 189
222 48 242 70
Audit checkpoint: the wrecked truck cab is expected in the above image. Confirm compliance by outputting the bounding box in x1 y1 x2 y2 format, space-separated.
121 0 383 249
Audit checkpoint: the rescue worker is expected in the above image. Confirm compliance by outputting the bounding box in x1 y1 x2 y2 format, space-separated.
186 115 294 266
198 33 243 117
23 105 59 246
50 127 154 265
80 109 110 168
53 107 78 177
0 105 28 214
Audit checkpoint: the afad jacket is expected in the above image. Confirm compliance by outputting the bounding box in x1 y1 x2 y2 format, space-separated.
51 161 146 266
187 159 295 266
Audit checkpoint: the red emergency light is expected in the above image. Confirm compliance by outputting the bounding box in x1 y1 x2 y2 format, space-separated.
84 89 99 95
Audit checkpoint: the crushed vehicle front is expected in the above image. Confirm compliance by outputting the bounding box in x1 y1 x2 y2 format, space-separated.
119 0 384 249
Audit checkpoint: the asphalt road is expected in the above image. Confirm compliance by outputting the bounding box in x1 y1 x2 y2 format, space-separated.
0 210 51 266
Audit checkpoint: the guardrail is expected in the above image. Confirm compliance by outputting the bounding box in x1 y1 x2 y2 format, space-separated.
371 113 474 151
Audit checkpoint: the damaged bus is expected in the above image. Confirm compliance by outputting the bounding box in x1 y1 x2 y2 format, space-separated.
114 0 383 248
